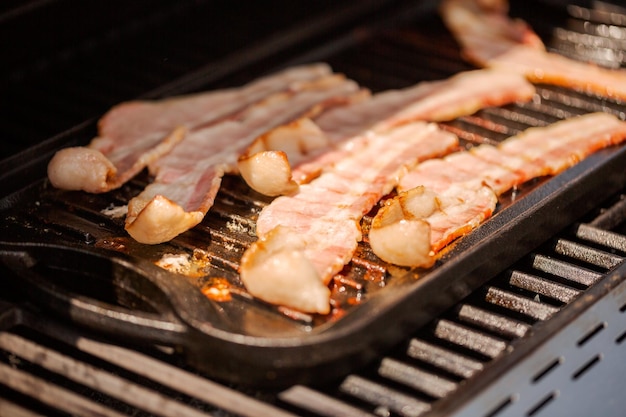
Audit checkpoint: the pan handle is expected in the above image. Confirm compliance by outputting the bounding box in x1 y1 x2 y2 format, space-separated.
0 241 210 346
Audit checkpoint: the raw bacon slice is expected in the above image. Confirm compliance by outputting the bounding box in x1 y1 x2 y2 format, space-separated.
47 63 332 193
440 0 626 100
240 122 459 314
315 68 534 138
399 113 626 194
379 112 626 267
238 69 535 196
126 74 364 244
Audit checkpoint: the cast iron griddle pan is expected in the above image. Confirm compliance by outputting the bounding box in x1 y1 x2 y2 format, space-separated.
2 2 626 386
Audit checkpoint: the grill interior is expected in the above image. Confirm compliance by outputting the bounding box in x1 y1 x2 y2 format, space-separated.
2 0 626 415
1 188 625 416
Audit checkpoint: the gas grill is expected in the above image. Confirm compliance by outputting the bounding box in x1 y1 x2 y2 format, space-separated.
1 0 626 415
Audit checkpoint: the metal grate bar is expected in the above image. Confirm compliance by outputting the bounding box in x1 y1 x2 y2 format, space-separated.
278 385 377 417
433 320 508 359
530 255 603 286
0 398 47 417
457 304 531 339
552 239 625 269
406 338 484 379
575 223 626 253
484 287 559 321
378 358 458 399
339 375 431 417
507 270 581 304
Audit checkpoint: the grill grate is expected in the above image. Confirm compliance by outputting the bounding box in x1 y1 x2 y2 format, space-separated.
277 189 626 417
2 0 626 416
4 184 624 416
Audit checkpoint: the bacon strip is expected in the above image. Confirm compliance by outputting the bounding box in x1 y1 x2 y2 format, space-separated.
386 112 626 260
47 63 333 193
238 69 535 196
440 0 626 100
125 74 364 244
297 69 534 181
240 123 459 313
426 185 498 253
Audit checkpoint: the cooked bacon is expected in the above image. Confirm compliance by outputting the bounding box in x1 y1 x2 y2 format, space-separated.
427 185 498 252
498 112 626 175
295 69 533 182
238 118 330 196
368 186 438 268
397 150 522 196
240 123 458 313
126 74 364 244
379 112 626 267
238 69 535 196
47 63 333 193
237 89 371 196
440 0 626 100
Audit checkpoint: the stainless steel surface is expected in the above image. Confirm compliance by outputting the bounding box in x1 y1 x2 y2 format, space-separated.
444 275 626 417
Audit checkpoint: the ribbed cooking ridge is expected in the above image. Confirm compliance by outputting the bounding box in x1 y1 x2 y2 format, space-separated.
2 1 626 416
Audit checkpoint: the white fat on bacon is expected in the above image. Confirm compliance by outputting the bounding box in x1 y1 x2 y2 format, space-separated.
238 118 331 196
46 63 333 193
440 0 626 100
238 68 535 196
126 74 364 244
240 226 332 314
240 122 459 314
371 112 626 266
47 147 119 193
369 186 438 268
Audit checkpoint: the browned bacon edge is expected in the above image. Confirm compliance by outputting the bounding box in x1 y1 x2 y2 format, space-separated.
371 112 626 268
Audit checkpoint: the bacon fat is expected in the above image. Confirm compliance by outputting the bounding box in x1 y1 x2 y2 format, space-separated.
240 123 459 313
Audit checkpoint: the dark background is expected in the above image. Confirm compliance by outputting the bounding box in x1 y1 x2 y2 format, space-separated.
0 0 593 161
0 0 409 160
